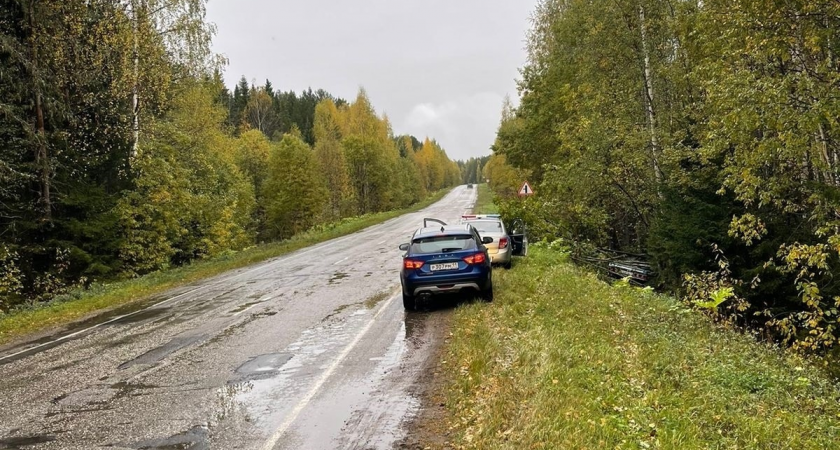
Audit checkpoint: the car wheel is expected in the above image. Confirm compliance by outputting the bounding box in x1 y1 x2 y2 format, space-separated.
503 260 512 270
481 285 494 302
402 292 416 311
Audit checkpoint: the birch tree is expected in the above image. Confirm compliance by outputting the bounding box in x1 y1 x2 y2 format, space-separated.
124 0 217 160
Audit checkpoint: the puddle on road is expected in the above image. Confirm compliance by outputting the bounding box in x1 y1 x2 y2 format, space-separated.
213 317 360 434
0 434 57 449
403 312 432 349
193 290 435 448
214 382 254 423
285 313 429 449
132 425 209 450
233 353 294 383
208 294 427 449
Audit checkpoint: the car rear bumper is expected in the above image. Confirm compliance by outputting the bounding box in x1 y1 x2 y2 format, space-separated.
411 282 482 296
402 272 491 297
489 248 511 264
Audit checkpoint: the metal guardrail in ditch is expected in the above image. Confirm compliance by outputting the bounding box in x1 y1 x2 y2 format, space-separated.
571 249 655 286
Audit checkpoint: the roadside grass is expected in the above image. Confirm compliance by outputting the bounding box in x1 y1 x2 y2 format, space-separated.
473 183 498 214
0 190 450 346
441 246 840 449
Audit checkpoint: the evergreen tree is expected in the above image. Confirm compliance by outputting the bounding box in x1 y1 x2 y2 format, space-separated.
230 76 249 131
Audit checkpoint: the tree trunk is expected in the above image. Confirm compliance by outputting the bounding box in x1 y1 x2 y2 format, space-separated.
34 84 51 222
818 123 835 186
130 0 140 161
638 4 662 185
28 0 51 222
362 160 369 214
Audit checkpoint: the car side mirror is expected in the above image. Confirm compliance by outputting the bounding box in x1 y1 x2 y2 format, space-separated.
399 243 410 251
482 237 494 244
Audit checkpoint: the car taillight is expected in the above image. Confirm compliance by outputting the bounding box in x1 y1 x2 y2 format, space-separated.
499 237 509 249
463 253 487 265
404 259 424 270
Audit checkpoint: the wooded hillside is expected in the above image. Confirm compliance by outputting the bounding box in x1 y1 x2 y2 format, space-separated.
491 0 840 351
0 0 460 311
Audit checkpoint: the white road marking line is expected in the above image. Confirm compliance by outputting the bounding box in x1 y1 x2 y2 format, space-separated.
259 292 398 450
377 239 387 245
332 256 350 266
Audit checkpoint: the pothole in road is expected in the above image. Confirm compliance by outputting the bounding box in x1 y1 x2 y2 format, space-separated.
131 425 209 450
232 352 294 383
49 386 113 408
0 435 57 449
106 307 170 326
321 291 393 323
110 381 160 400
329 272 350 284
118 334 208 370
364 291 392 309
207 310 279 346
322 304 354 323
228 300 263 314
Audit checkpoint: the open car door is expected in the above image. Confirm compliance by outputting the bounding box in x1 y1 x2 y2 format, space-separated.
510 218 528 256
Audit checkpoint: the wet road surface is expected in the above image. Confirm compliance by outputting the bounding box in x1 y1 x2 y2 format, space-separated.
0 186 476 450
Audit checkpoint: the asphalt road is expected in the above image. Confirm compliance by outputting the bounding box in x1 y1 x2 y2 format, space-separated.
0 186 476 450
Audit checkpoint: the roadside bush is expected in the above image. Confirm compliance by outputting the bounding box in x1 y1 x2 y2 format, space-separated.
0 246 23 312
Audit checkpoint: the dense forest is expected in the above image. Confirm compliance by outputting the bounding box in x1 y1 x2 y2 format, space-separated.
489 0 840 351
458 155 490 185
0 0 460 311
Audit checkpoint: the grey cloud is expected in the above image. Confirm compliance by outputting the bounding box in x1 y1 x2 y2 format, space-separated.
206 0 537 160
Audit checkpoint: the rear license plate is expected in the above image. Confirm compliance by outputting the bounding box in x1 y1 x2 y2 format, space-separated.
430 262 459 271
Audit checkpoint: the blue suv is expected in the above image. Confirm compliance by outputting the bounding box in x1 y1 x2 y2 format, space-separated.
399 219 494 310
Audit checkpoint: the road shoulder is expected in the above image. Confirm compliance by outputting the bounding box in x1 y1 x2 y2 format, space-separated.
397 311 454 450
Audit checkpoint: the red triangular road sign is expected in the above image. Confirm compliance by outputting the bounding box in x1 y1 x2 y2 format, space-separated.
519 182 534 196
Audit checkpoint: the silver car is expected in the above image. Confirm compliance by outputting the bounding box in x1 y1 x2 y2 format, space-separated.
466 219 512 269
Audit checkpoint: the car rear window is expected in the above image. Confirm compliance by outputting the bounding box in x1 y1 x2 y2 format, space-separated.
411 235 476 254
471 221 503 233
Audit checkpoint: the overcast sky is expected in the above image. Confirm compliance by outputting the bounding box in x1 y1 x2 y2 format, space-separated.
205 0 538 161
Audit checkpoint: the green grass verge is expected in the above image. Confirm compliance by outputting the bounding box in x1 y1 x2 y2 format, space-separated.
442 246 840 449
473 183 499 214
0 190 450 346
